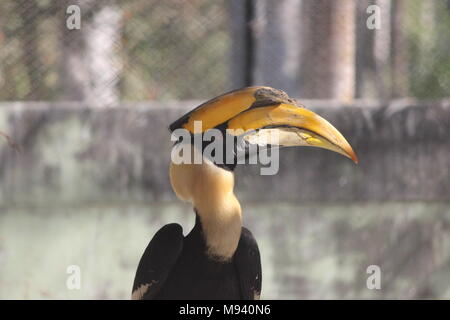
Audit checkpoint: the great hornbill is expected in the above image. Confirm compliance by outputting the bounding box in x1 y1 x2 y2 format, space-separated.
132 86 358 300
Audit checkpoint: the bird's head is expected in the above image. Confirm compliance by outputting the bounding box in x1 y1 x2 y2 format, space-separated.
169 86 358 173
168 87 358 259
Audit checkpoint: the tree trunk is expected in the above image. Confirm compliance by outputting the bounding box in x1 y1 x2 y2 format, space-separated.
252 0 302 97
373 0 392 100
60 0 89 101
299 0 356 101
390 0 408 97
14 0 46 100
59 0 122 107
229 0 253 89
355 0 375 99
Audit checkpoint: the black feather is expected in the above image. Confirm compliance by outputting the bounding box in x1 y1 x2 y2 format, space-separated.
132 223 184 299
132 216 262 300
235 227 262 300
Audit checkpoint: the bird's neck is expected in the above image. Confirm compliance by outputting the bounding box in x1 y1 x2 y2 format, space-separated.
195 181 242 262
170 148 242 261
190 159 242 262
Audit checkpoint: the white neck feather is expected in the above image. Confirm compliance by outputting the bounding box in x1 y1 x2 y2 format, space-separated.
169 146 242 261
196 189 242 261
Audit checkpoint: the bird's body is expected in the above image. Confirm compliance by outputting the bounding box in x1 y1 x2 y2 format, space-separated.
132 86 357 300
132 215 261 300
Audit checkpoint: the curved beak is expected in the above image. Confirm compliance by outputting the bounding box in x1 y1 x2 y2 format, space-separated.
169 86 358 164
227 103 359 164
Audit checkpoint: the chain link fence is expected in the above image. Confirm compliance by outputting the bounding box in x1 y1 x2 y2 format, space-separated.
0 0 449 105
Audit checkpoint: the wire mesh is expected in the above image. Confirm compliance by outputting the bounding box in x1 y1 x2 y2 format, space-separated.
0 0 449 104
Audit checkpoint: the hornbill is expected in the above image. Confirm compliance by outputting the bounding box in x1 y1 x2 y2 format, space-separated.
132 86 358 300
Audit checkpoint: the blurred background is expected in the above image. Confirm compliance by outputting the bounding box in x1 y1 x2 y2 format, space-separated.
0 0 449 299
